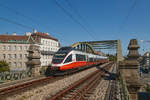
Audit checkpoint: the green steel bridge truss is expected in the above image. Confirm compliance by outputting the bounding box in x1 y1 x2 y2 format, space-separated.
72 40 123 62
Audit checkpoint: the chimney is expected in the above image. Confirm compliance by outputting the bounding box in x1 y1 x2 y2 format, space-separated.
13 32 16 35
26 32 31 36
33 29 37 33
46 33 49 35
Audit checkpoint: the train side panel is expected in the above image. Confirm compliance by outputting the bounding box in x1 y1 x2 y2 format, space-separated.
48 47 109 75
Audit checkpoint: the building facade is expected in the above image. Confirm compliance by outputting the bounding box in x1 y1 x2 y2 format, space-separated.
142 51 150 69
31 31 60 66
0 30 60 71
0 34 35 71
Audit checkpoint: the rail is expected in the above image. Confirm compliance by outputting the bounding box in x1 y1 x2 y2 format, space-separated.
0 62 112 99
104 63 117 100
0 76 53 96
48 63 112 100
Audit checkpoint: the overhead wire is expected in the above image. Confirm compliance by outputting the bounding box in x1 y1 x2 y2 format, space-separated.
0 15 70 44
0 3 38 26
53 0 96 40
0 17 34 30
0 3 36 30
118 0 137 32
64 0 97 40
0 1 95 44
0 2 71 44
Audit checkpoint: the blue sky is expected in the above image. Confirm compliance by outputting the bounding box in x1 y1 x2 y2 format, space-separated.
0 0 150 55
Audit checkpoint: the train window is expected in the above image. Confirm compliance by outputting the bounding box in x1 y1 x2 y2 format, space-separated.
89 58 93 62
76 54 86 61
64 54 72 63
89 58 94 62
58 47 72 52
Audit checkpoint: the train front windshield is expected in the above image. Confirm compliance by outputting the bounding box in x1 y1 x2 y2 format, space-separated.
52 52 67 64
52 47 72 64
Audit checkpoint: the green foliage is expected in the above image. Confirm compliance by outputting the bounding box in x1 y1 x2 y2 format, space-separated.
145 85 150 92
106 54 117 61
40 66 48 75
0 61 10 72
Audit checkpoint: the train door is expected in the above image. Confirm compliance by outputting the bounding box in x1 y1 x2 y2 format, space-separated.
86 55 89 67
72 53 76 62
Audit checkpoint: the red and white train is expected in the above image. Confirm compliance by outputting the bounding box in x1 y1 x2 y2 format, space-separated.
45 47 108 76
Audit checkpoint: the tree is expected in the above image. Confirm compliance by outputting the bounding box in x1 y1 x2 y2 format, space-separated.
145 85 150 93
0 61 10 72
106 54 117 61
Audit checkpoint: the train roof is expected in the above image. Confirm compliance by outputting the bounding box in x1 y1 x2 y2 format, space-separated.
58 46 105 56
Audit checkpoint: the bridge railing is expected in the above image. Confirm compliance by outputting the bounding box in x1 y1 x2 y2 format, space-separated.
119 73 130 100
0 71 32 83
0 66 47 84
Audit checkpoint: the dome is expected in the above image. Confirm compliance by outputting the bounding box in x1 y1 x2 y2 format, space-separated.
144 51 150 57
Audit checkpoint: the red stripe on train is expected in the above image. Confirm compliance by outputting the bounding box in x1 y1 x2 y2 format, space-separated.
60 59 108 71
60 61 87 70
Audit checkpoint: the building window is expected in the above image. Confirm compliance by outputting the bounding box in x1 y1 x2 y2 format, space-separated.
24 54 27 58
2 46 6 50
13 54 17 59
3 54 6 59
19 54 22 59
9 62 11 66
8 46 11 51
19 62 22 67
13 46 17 51
8 54 11 59
24 46 28 50
18 46 22 51
24 63 26 66
14 62 17 67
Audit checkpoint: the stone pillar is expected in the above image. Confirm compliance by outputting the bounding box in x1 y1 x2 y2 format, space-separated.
26 44 41 77
119 39 141 100
117 40 124 62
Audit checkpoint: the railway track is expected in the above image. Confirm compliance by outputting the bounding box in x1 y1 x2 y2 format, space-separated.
0 76 44 89
0 64 104 97
0 76 61 97
0 62 112 99
47 63 112 100
104 63 119 100
0 66 95 97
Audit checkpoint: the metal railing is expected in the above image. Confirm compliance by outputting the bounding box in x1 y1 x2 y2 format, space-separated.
0 66 48 84
0 71 32 83
120 73 130 100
